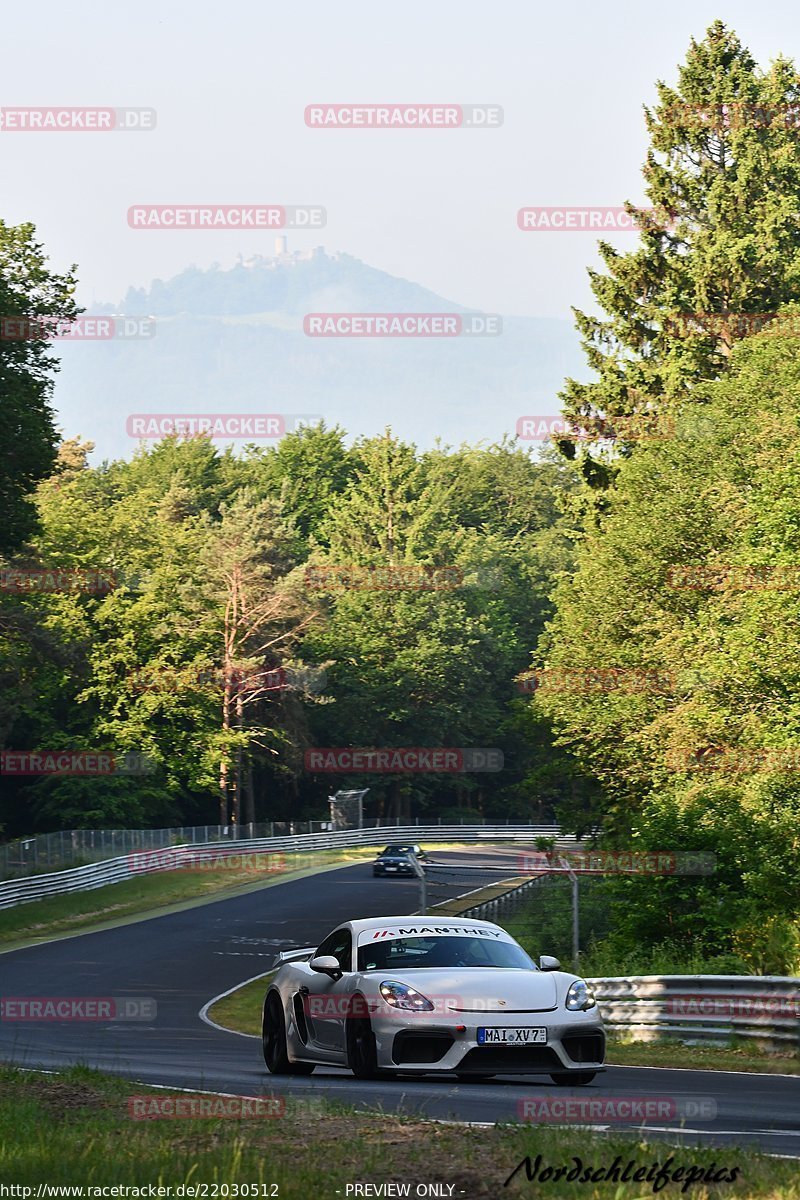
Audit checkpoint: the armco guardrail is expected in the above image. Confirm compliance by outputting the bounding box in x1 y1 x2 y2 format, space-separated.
588 975 800 1052
0 825 569 910
0 819 565 878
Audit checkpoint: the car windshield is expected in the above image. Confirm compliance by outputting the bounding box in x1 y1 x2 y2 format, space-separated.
380 845 414 855
357 935 535 971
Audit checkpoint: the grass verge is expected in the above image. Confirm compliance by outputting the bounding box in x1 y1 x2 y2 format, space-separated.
605 1037 798 1075
0 1065 796 1198
208 972 272 1036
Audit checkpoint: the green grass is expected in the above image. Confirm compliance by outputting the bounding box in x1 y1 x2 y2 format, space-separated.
0 1066 796 1198
209 973 272 1037
606 1037 798 1075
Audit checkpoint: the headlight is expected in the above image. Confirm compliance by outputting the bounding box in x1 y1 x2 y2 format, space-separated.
379 981 434 1011
566 979 596 1010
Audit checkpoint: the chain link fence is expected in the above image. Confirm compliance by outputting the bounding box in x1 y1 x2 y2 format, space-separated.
471 873 612 968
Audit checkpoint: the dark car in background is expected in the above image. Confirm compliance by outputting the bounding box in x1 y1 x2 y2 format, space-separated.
373 844 429 877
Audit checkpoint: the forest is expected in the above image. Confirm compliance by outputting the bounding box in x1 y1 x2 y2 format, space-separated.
1 22 798 972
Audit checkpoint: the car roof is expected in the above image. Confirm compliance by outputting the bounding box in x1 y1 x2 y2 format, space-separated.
344 914 504 936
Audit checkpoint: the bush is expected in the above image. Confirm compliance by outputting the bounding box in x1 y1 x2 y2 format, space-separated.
733 917 800 976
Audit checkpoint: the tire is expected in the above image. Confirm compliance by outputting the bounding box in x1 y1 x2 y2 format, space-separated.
549 1071 596 1086
262 991 314 1075
346 1001 382 1080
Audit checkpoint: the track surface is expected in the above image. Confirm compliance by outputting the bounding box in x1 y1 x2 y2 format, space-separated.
0 849 797 1156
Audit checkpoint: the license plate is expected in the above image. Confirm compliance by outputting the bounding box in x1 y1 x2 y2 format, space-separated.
477 1026 547 1045
385 866 397 871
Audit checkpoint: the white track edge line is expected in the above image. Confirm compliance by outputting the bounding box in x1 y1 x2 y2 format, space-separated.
198 970 271 1038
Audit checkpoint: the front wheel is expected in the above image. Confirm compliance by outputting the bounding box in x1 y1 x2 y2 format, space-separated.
347 1005 382 1080
550 1071 596 1087
262 992 314 1075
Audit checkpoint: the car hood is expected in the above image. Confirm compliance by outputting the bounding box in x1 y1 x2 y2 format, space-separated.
367 968 559 1013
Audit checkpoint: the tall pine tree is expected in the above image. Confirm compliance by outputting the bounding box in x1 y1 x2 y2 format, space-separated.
559 22 800 483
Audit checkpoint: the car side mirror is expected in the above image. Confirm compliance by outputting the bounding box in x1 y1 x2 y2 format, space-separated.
539 955 561 971
310 955 342 979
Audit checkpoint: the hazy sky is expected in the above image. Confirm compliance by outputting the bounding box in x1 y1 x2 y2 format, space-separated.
3 1 798 321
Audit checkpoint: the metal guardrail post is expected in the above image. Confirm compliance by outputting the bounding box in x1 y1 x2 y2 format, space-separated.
406 851 427 914
556 854 580 973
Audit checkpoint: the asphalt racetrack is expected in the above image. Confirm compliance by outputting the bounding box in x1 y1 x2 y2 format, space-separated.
0 849 797 1156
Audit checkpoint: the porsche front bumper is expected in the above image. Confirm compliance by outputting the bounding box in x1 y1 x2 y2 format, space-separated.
371 1011 605 1075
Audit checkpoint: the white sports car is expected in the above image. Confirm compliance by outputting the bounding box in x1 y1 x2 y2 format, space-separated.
261 914 605 1082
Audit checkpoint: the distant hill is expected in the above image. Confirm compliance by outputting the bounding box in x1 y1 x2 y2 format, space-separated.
52 247 585 460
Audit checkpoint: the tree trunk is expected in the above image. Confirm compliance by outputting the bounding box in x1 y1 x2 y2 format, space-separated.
219 571 239 827
243 760 255 827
